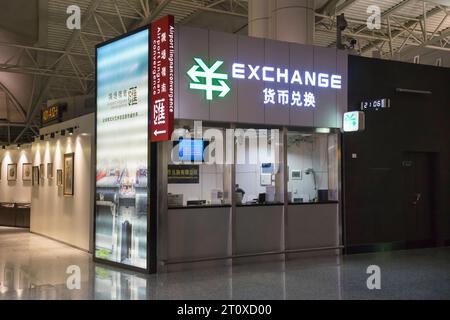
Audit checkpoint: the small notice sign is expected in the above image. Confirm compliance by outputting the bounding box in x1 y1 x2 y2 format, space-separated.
168 165 199 184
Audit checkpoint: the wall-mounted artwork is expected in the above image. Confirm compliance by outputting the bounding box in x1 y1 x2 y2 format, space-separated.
57 169 63 186
290 169 302 180
40 164 45 178
7 163 17 181
47 163 53 179
22 163 32 181
32 166 39 186
63 153 74 196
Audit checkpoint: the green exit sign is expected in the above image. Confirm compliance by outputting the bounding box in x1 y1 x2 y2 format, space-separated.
343 111 365 132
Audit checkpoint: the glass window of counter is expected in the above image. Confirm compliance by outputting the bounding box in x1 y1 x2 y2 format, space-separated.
287 130 339 204
167 124 232 208
234 128 284 206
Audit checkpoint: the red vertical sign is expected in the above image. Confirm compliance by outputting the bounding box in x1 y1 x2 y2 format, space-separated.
150 15 175 142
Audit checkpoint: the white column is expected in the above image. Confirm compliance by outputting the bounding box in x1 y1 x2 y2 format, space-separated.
269 0 315 45
248 0 270 38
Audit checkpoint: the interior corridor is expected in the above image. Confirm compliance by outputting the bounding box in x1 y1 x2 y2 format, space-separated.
0 227 449 300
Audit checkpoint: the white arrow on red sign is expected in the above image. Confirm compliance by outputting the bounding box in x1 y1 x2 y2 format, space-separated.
153 129 167 136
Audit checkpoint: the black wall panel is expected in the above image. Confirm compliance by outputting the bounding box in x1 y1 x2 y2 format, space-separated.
345 56 450 252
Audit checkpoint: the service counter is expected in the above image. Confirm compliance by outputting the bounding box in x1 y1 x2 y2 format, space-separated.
160 124 342 269
286 202 339 250
235 203 284 255
167 205 232 261
163 201 340 267
0 202 31 228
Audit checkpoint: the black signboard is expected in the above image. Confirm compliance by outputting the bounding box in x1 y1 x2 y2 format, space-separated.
41 103 66 125
168 165 199 184
360 98 390 111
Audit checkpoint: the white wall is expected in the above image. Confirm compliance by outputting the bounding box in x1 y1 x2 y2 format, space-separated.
0 147 32 203
30 113 94 252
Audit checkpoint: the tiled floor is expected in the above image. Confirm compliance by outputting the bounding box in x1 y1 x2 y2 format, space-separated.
1 226 449 299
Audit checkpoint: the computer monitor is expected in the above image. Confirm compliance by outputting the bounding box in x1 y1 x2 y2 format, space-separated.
174 138 208 162
261 163 274 174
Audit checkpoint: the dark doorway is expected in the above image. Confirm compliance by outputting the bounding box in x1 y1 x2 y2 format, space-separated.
402 152 436 247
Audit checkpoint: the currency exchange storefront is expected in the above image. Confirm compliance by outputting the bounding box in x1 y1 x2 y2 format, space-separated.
95 15 348 273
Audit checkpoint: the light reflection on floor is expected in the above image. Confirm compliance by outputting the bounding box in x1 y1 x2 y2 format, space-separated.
1 227 450 300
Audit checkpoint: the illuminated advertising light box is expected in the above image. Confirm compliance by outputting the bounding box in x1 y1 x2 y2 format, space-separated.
176 26 348 128
343 111 365 132
95 28 150 270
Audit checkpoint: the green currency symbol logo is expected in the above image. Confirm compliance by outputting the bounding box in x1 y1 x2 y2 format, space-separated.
187 58 231 100
345 113 357 127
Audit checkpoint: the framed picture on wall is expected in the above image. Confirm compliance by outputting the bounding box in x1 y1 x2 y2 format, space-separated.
290 169 302 180
32 166 39 186
22 163 32 181
63 153 74 196
7 163 17 181
47 163 53 179
57 169 63 186
40 164 45 178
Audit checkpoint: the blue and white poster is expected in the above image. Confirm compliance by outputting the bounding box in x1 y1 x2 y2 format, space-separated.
95 29 149 269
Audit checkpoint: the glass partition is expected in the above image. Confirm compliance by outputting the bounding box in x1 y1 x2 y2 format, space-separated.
234 128 283 205
286 131 339 203
167 124 231 207
166 125 338 207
